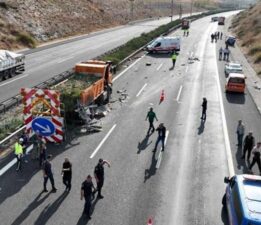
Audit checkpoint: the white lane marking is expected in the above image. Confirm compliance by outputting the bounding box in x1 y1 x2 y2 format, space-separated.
176 85 183 102
185 66 188 73
0 74 29 87
214 49 235 176
136 83 147 97
0 144 33 177
90 124 117 159
156 130 169 169
112 55 145 82
157 63 163 71
56 56 74 64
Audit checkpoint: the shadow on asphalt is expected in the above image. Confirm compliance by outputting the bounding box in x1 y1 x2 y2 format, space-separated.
235 145 250 173
146 52 172 58
197 119 205 135
76 196 101 225
225 92 246 104
34 191 69 225
10 191 52 225
221 206 229 225
137 134 152 154
0 139 80 205
144 149 157 183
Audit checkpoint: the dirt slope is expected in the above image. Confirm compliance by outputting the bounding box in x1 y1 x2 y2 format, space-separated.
231 2 261 75
0 0 206 50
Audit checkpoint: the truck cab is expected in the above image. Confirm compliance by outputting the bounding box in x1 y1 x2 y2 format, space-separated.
223 174 261 225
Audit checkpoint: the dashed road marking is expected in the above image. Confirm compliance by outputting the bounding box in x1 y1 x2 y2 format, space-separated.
157 63 163 71
0 74 29 87
136 83 147 97
176 85 183 102
90 124 117 159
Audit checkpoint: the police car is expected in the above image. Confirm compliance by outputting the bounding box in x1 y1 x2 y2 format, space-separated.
223 174 261 225
225 62 243 75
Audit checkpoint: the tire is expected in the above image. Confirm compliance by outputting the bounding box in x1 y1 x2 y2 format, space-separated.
222 193 226 206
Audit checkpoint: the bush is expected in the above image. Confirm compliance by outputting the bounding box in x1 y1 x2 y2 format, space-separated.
16 32 37 48
249 45 261 55
254 52 261 64
0 118 23 141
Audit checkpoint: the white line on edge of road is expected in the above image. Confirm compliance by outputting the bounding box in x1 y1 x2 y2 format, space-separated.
157 63 163 71
156 130 169 169
136 83 147 97
0 144 34 177
0 74 29 87
90 124 117 159
112 55 145 82
176 85 183 102
214 50 235 176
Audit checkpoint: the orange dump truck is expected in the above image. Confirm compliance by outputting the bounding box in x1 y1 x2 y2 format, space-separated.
75 60 113 105
56 60 113 117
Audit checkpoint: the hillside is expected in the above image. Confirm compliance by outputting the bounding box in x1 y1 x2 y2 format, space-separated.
0 0 211 50
231 2 261 75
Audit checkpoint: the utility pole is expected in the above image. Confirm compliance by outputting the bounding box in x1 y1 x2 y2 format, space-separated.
179 3 182 19
171 0 174 22
129 0 134 22
190 0 193 16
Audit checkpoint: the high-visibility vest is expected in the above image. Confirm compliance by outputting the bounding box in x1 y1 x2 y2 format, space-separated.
15 142 23 155
172 53 177 60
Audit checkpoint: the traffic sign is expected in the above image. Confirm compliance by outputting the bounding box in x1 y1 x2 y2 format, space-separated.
31 117 55 137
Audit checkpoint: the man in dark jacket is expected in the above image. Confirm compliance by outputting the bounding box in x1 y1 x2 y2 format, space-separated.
146 107 158 135
94 159 110 199
242 132 255 160
201 97 207 121
154 123 166 152
62 158 72 191
42 155 57 193
81 175 95 219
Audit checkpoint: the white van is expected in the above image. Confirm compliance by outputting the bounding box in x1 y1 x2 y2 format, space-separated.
147 37 181 53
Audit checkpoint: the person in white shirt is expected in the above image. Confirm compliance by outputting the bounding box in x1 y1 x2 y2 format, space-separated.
236 120 245 147
249 142 261 175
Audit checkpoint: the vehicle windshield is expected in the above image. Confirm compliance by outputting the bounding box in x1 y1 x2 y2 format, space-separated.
229 77 245 84
230 65 242 69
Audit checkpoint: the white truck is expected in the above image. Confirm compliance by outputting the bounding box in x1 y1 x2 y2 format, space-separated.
0 50 25 81
146 36 181 53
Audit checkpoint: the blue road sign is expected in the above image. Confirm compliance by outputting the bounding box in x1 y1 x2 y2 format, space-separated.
32 117 55 137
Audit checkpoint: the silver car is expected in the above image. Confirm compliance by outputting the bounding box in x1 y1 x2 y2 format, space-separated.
224 62 243 75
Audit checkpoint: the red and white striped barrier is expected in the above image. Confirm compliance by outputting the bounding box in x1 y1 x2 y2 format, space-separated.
21 88 63 143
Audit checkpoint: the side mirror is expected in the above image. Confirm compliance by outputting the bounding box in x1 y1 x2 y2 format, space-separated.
224 176 230 183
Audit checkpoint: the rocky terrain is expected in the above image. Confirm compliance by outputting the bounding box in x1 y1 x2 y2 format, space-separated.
231 2 261 75
0 0 206 50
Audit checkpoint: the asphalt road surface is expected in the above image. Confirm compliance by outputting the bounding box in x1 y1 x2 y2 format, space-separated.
0 11 261 225
0 15 185 103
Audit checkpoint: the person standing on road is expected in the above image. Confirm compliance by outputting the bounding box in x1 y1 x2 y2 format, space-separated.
241 132 255 160
154 123 166 152
219 47 223 60
146 107 158 135
236 120 245 147
42 155 57 193
14 138 24 171
171 51 177 68
94 159 111 199
62 158 72 191
249 142 261 175
39 141 47 167
201 97 207 121
81 175 95 219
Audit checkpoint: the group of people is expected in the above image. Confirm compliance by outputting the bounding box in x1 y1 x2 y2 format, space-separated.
236 120 261 174
219 46 230 62
211 31 223 43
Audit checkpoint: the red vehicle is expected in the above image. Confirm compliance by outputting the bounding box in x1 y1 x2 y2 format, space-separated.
218 16 225 25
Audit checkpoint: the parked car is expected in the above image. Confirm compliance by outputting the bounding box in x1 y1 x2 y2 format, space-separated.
226 36 236 47
225 62 243 75
225 73 246 93
223 174 261 225
211 16 218 22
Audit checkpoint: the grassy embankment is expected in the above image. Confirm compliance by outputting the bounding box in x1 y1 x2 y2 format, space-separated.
231 3 261 76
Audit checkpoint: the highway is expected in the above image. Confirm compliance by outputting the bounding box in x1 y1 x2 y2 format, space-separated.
0 15 181 102
0 11 261 225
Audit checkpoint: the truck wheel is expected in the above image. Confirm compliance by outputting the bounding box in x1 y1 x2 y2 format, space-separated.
222 193 226 206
